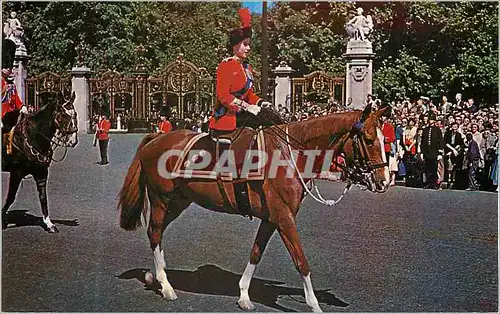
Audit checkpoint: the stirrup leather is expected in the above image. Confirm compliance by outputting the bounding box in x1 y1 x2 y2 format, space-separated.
4 127 15 155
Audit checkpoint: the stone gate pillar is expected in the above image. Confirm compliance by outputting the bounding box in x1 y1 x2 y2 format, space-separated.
71 67 91 133
345 40 374 110
14 53 29 104
273 61 293 111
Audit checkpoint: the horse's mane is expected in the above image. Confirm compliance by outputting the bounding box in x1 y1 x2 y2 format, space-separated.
32 100 57 121
237 107 285 129
288 111 365 146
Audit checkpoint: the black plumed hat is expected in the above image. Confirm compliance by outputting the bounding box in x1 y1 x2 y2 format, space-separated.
228 8 252 50
2 37 16 69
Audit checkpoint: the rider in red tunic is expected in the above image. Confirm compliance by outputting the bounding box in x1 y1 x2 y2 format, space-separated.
208 8 271 138
157 106 172 133
2 37 27 133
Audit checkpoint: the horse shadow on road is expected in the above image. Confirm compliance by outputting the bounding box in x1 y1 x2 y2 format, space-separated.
3 210 79 231
118 264 348 312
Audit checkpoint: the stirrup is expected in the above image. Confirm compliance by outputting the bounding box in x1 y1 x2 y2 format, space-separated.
212 137 231 145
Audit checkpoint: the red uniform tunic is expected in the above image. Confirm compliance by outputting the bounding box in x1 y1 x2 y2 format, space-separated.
381 121 396 153
2 76 23 119
209 57 262 131
97 118 111 140
158 120 172 133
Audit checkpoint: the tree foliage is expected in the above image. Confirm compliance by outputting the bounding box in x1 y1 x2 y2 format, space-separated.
2 1 497 103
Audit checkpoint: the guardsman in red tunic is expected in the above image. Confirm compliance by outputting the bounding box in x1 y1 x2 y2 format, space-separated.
157 106 172 133
208 8 271 139
96 105 111 165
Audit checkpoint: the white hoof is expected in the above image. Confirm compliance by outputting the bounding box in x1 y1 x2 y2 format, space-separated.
47 225 59 233
238 299 255 311
162 288 177 300
311 306 323 313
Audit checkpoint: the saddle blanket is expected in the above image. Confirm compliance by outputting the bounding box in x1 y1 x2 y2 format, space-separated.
168 129 266 181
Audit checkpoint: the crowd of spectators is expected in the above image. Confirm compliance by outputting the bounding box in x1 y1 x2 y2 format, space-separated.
376 94 498 192
262 93 498 192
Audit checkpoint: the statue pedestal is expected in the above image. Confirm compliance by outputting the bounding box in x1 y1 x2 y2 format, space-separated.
273 62 293 111
71 67 91 134
345 40 374 110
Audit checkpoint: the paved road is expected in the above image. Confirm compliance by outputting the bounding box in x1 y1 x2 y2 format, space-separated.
2 134 498 312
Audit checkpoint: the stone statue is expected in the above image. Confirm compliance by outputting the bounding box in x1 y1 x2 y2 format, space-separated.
3 11 24 44
345 8 373 42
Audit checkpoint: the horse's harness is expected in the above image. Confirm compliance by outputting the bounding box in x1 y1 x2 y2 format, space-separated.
13 105 77 164
243 113 387 206
327 120 387 189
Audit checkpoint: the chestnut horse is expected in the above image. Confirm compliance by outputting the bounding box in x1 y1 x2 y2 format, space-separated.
118 104 389 312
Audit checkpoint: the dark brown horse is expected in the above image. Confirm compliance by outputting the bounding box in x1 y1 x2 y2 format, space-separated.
118 104 389 312
2 92 78 232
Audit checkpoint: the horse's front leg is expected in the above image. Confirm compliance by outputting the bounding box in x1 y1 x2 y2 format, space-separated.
34 168 58 233
278 216 322 312
2 171 23 229
238 219 276 310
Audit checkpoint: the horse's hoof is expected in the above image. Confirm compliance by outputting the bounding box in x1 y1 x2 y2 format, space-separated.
238 300 256 311
48 226 59 233
161 289 177 301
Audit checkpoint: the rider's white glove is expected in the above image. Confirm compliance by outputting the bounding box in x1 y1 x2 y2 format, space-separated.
20 106 28 114
260 101 272 108
246 104 261 116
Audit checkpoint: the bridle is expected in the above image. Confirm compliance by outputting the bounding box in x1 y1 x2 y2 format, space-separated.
15 100 78 164
236 106 388 205
327 120 387 190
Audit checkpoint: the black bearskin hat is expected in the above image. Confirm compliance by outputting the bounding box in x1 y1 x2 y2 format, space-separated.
100 104 110 117
159 106 169 117
228 8 252 50
2 37 16 69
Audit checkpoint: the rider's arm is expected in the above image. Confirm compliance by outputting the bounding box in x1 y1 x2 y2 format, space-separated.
216 61 241 112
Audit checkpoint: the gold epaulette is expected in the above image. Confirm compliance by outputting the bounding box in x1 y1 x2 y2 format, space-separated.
221 56 237 63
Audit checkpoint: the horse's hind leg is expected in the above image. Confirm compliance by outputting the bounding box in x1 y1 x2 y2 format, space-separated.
148 190 190 300
238 219 276 310
33 168 57 233
2 171 23 229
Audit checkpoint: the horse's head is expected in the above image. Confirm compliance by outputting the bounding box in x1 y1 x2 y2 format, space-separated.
339 104 390 193
54 92 78 147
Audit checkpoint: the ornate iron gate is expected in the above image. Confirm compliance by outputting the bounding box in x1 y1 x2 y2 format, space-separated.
26 72 72 110
292 71 345 113
87 54 216 132
148 54 215 121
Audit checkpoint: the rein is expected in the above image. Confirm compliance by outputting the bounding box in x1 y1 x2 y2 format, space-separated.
14 111 75 164
237 108 385 206
284 125 352 206
282 117 386 206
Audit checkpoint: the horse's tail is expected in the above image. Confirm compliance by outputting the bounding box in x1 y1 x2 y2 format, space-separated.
118 133 162 231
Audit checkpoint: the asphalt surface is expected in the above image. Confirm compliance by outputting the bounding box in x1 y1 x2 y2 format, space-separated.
2 134 498 312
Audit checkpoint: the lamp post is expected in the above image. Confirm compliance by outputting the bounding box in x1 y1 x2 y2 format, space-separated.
261 1 269 99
